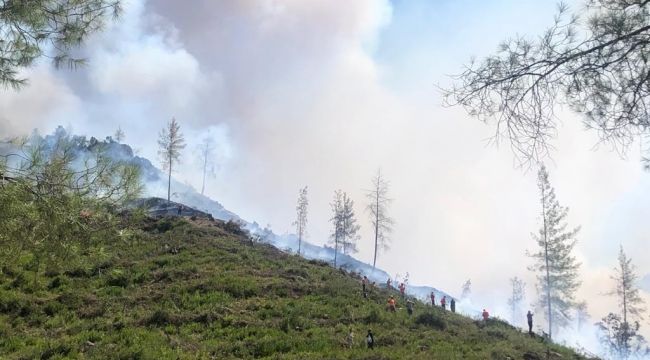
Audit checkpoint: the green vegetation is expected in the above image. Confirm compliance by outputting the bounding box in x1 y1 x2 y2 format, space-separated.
0 131 141 276
0 215 593 359
0 132 594 358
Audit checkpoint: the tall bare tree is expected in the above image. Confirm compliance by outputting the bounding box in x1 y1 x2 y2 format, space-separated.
597 246 648 359
528 165 581 339
445 1 650 167
366 170 393 270
293 186 308 255
157 118 185 203
197 137 216 195
507 277 526 325
0 0 122 88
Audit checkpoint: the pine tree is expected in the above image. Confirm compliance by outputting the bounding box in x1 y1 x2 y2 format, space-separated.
366 169 393 270
114 127 125 143
340 193 360 256
329 190 344 268
507 277 526 325
528 164 581 339
0 0 122 88
329 190 360 266
293 186 308 255
597 246 648 359
446 1 650 167
157 118 185 203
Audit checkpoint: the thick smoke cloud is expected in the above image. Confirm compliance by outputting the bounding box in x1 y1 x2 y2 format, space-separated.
1 0 650 351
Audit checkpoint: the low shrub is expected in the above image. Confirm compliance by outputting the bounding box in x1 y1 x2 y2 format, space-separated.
415 312 447 331
0 291 21 314
220 276 259 299
64 267 88 278
106 269 129 287
47 276 67 290
145 309 177 327
43 302 64 316
364 307 383 324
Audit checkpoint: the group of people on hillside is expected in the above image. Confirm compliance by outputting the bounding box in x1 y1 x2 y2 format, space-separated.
481 308 534 334
382 284 460 316
429 291 456 313
355 275 536 350
346 328 374 349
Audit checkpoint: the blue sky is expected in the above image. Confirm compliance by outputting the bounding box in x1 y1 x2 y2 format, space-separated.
375 0 565 90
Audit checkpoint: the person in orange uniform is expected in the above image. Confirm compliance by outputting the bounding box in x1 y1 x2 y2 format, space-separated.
387 296 397 312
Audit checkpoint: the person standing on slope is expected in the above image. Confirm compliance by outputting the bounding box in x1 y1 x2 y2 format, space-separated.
346 328 354 348
406 299 414 316
387 296 397 312
440 296 447 310
430 292 436 306
482 309 490 321
399 282 406 298
361 276 369 298
527 310 533 335
450 298 456 313
386 278 392 290
366 330 375 349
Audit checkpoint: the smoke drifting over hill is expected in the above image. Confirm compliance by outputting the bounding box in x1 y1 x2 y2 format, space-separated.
2 0 650 354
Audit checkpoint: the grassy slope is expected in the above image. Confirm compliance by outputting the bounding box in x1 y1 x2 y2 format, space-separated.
0 217 592 360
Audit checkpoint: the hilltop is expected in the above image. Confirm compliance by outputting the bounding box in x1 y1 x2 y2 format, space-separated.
0 215 595 359
20 130 456 303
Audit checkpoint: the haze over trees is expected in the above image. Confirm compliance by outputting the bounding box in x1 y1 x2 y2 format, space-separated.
445 1 650 166
1 1 626 357
460 279 472 300
597 246 649 359
366 170 393 270
507 277 526 325
293 186 308 255
157 118 185 203
114 126 125 143
197 137 216 195
528 165 581 339
0 0 122 88
575 301 589 332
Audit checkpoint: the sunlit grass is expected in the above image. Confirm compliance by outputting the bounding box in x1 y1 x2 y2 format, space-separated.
0 217 591 359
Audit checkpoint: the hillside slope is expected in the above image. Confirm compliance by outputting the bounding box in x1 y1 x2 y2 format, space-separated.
0 216 594 359
83 133 456 304
1 130 456 309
